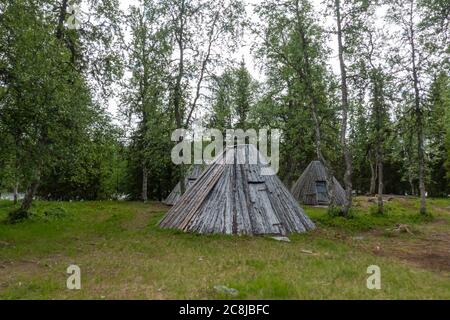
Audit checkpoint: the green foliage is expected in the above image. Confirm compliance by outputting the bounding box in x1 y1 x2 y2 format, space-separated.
37 121 126 200
208 60 258 131
120 0 176 200
446 103 450 184
234 60 255 129
209 71 234 132
0 134 16 192
6 201 71 224
0 0 125 209
368 204 391 216
426 73 450 196
42 206 69 220
326 205 346 218
253 0 341 185
7 209 30 224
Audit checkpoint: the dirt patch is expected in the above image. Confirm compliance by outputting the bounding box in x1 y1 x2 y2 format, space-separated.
355 219 450 273
385 251 449 272
430 205 450 215
142 202 171 212
123 211 151 231
354 195 416 209
0 257 59 290
123 202 169 231
374 238 450 272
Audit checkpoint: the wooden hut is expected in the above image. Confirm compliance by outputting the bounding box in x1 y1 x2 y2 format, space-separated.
291 160 346 206
159 144 315 235
163 165 204 205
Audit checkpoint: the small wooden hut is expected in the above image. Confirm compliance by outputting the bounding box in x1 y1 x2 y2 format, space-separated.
291 160 346 206
163 165 204 205
159 144 315 235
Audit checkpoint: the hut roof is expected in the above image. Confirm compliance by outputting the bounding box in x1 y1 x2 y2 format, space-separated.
159 144 315 235
291 160 346 206
163 165 204 205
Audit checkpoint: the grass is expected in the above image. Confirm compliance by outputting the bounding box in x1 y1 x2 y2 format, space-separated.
0 197 449 299
307 200 435 233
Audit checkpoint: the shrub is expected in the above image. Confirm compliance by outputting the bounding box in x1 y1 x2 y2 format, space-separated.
43 207 68 220
7 209 31 224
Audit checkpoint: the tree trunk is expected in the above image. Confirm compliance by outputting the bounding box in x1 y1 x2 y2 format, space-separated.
56 0 68 40
377 152 384 214
409 178 416 196
179 165 186 194
408 2 427 214
366 66 386 213
13 181 19 205
335 0 353 216
369 157 377 195
20 178 40 212
373 70 384 214
283 151 295 189
293 0 336 211
374 82 384 213
416 101 426 214
174 0 186 195
142 166 148 202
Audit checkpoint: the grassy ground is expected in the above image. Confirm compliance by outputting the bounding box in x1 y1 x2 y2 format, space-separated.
0 197 449 299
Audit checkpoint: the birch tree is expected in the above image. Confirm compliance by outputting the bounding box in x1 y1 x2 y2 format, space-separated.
386 0 448 214
164 0 244 193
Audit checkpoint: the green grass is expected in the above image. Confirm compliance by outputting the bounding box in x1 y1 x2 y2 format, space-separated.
0 197 449 299
307 200 440 233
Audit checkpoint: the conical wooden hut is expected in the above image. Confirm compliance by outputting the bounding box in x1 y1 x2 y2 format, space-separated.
159 144 315 235
163 165 204 205
291 160 346 206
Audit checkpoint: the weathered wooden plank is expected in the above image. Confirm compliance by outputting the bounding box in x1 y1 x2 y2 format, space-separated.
163 165 205 205
291 160 346 206
159 144 315 235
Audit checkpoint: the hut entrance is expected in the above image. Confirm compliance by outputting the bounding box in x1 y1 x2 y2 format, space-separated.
315 181 328 204
248 182 284 235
